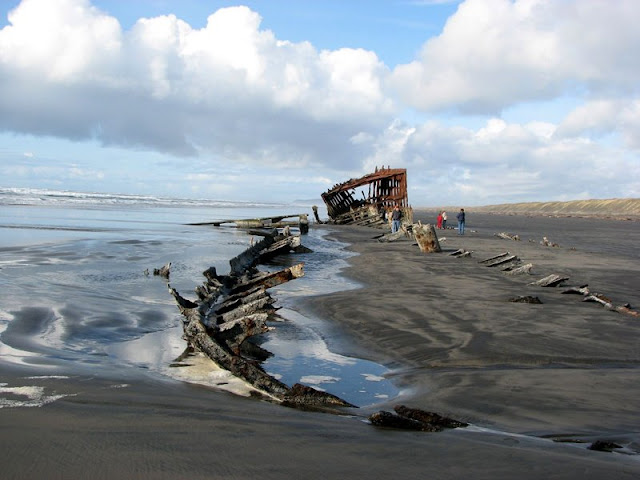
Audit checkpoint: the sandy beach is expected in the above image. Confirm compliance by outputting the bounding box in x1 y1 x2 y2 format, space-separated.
304 211 640 432
1 210 639 479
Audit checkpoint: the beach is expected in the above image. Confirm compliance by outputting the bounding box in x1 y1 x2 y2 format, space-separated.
1 199 640 479
304 212 640 436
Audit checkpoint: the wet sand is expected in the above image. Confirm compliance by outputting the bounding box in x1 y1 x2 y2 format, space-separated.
2 212 640 479
304 212 640 436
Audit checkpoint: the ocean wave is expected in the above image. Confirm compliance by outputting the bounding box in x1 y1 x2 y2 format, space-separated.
0 187 292 209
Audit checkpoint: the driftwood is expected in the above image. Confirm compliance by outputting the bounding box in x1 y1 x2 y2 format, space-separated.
167 231 356 409
369 405 468 432
413 223 441 253
529 274 570 287
541 236 559 247
495 232 520 241
450 248 472 258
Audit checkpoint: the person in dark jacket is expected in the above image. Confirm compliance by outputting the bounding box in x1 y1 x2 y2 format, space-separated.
456 208 465 235
391 205 402 233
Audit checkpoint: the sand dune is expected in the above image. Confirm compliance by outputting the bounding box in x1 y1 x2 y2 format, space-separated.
464 198 640 219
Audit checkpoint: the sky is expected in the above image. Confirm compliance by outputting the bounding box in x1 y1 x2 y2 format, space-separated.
0 0 639 206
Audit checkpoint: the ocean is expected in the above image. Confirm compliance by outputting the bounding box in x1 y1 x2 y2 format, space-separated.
0 187 397 408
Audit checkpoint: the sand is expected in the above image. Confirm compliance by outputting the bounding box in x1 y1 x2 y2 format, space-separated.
1 211 639 479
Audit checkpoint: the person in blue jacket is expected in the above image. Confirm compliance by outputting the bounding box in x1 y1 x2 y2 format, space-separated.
456 208 466 235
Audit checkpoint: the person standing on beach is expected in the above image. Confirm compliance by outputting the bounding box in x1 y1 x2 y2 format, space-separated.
437 211 443 229
442 210 447 229
391 205 402 233
456 208 465 235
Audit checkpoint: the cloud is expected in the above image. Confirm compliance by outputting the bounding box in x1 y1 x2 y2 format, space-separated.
389 0 640 114
364 117 639 205
0 0 392 169
0 0 637 205
555 99 640 149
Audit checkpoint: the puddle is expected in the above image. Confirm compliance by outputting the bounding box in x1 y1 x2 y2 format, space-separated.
260 308 398 407
109 307 398 407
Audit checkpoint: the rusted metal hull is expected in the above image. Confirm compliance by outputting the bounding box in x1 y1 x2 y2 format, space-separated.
321 167 411 226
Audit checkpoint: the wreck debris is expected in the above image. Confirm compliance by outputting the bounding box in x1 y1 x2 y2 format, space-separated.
311 205 325 224
563 285 640 317
562 285 640 316
167 230 355 409
413 223 441 253
583 293 614 308
369 411 427 431
485 254 520 268
153 262 171 279
321 166 413 227
582 292 640 317
377 227 411 242
561 285 590 295
282 384 357 410
541 236 559 247
615 304 640 317
394 405 468 429
189 214 309 234
479 252 511 264
529 274 570 287
229 234 306 276
509 295 543 304
368 405 468 432
589 440 623 452
450 248 472 257
495 232 520 241
503 263 533 275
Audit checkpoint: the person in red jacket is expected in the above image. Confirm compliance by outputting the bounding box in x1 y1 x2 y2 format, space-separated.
437 211 443 229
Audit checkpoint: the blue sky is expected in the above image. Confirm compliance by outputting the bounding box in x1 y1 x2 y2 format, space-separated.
1 0 638 206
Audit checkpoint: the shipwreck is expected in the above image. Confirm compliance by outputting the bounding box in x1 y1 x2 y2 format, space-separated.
320 166 413 227
165 227 356 411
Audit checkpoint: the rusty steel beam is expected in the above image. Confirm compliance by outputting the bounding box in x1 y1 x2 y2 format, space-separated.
321 167 408 219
